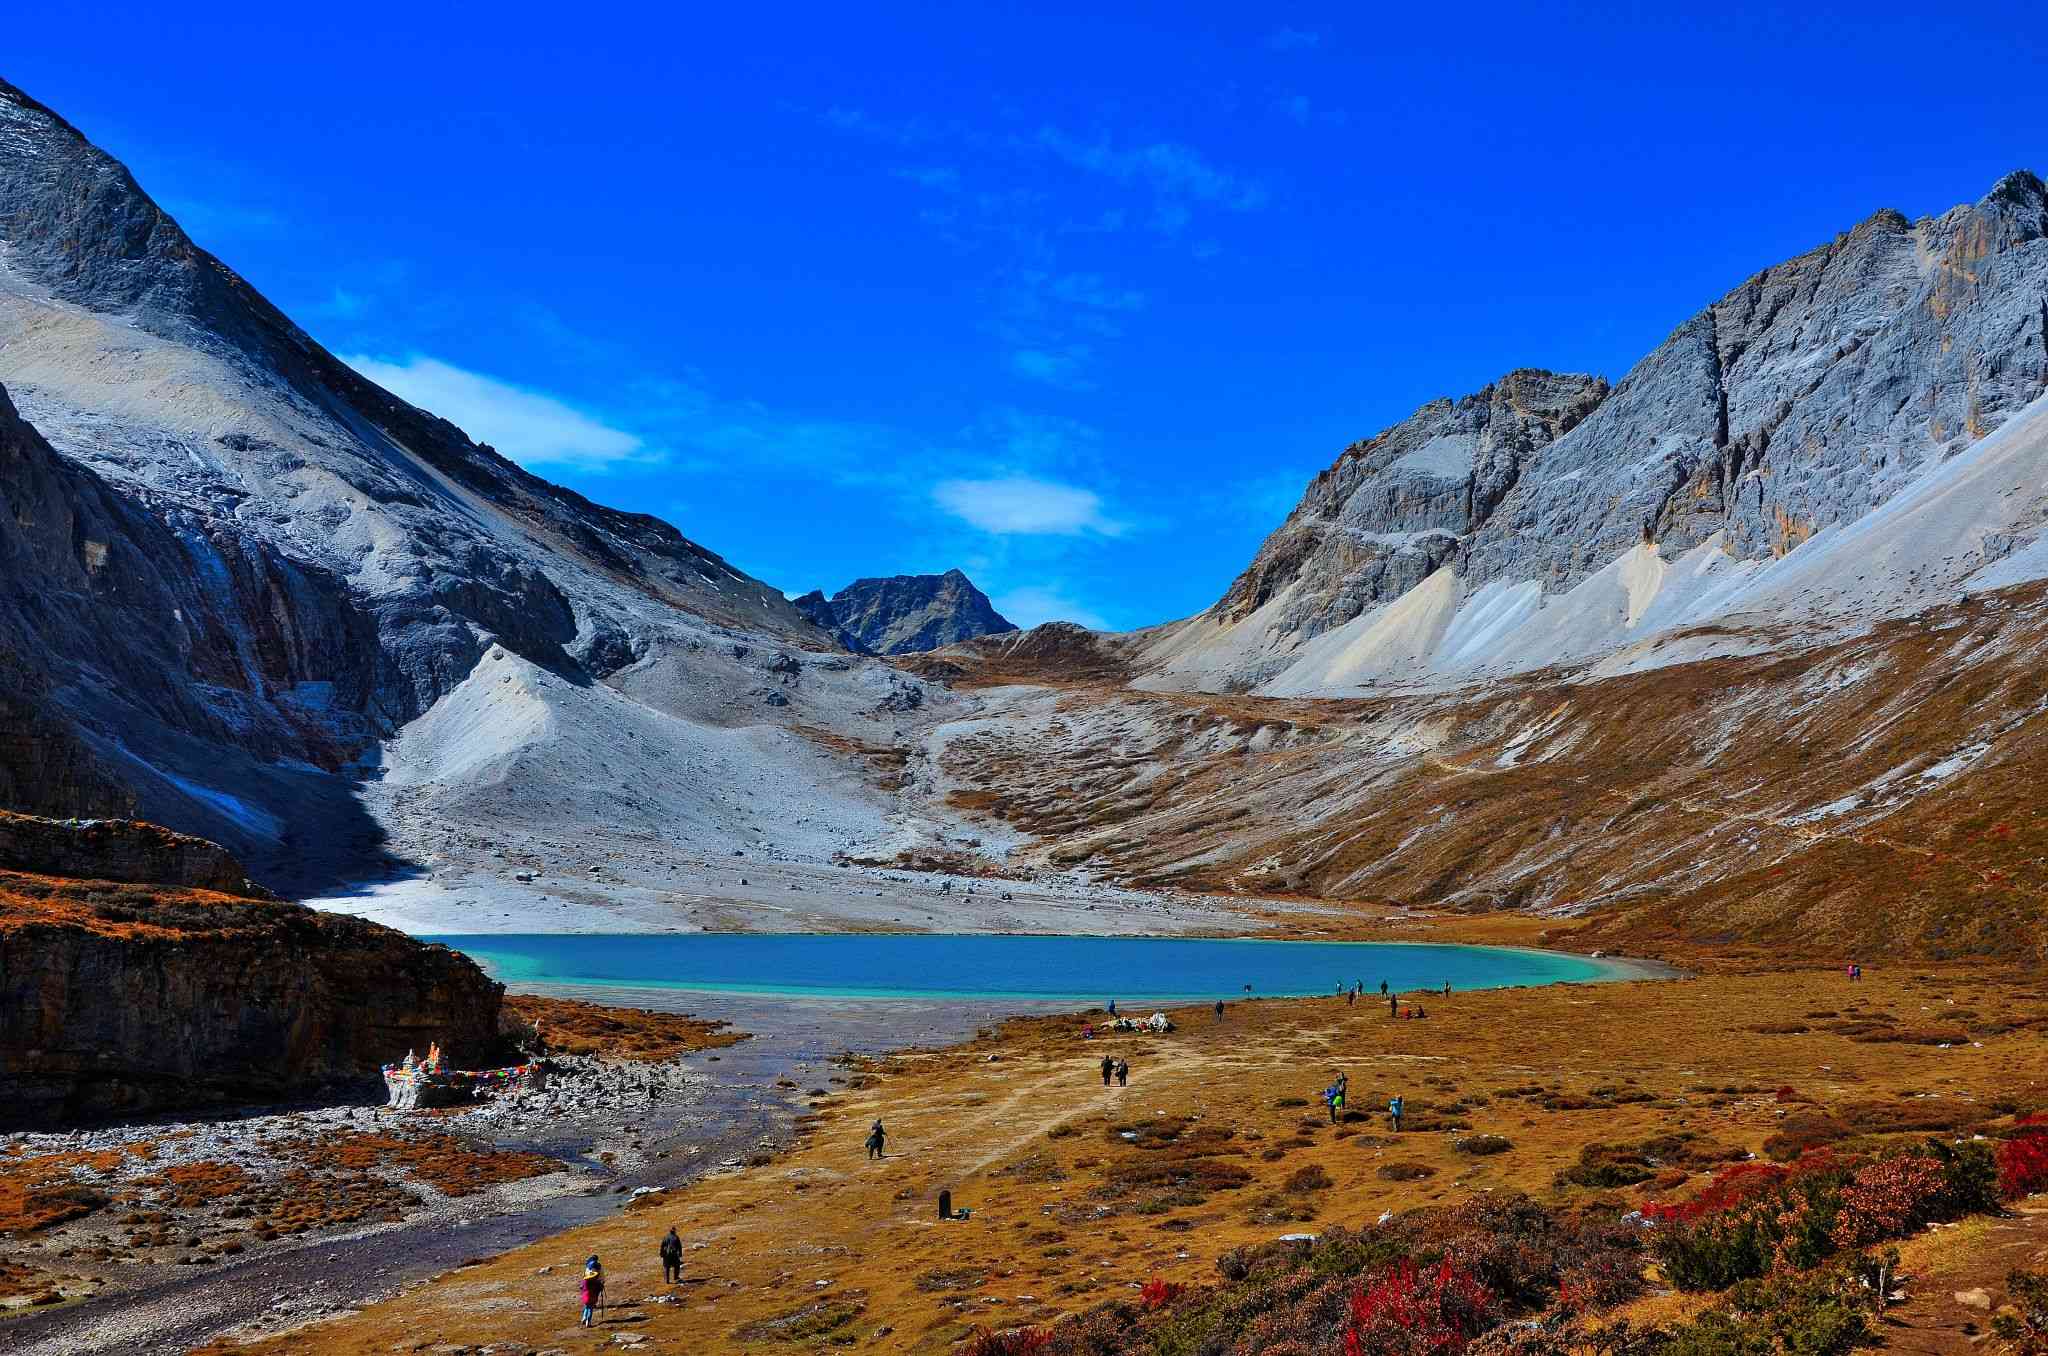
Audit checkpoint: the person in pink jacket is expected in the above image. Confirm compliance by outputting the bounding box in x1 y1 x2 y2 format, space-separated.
580 1256 605 1326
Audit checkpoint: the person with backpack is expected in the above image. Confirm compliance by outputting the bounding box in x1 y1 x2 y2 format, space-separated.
866 1118 887 1160
1388 1096 1404 1133
580 1255 605 1326
659 1227 682 1284
1115 1058 1129 1087
1101 1054 1115 1086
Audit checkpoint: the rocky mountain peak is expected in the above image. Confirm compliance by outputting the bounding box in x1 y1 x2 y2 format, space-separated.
798 571 1018 655
1213 367 1608 636
1152 167 2048 696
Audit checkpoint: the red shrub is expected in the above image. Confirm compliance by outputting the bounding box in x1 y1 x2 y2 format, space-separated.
1833 1155 1948 1248
1139 1276 1186 1311
1641 1161 1792 1224
2001 1121 2048 1201
967 1327 1052 1356
1343 1259 1498 1356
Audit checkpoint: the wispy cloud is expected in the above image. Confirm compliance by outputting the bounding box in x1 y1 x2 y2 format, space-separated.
1266 26 1321 51
991 584 1113 631
933 476 1125 537
1033 128 1268 211
1037 271 1145 312
311 287 373 320
1009 346 1095 390
161 197 282 240
343 353 659 472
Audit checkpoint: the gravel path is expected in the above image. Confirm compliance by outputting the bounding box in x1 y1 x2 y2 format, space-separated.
2 990 1077 1355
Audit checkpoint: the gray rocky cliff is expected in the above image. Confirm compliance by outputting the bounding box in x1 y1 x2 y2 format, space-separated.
1217 171 2048 649
0 75 847 878
801 569 1018 654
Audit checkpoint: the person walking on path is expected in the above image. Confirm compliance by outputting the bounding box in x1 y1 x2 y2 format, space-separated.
1115 1058 1129 1087
1101 1054 1115 1086
1214 999 1226 1022
1380 979 1389 996
659 1227 683 1284
865 1119 886 1160
1443 981 1451 998
580 1256 606 1326
1108 998 1117 1016
1388 1096 1404 1133
1389 993 1398 1018
1347 987 1356 1006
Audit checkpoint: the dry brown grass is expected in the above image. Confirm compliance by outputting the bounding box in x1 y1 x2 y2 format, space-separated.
502 992 744 1061
204 964 2048 1356
925 580 2048 964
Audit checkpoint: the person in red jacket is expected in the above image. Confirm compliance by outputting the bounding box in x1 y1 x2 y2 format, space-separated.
580 1256 605 1326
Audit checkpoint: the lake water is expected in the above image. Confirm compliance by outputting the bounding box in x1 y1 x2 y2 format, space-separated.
423 933 1626 1002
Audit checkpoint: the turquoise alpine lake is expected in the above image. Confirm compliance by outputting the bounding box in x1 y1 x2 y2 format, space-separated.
421 933 1628 1002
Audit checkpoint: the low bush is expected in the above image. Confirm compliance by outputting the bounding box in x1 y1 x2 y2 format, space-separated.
1454 1135 1512 1156
1285 1164 1333 1193
1379 1162 1437 1182
1342 1259 1500 1356
1140 1276 1186 1311
1999 1114 2048 1200
1993 1268 2048 1355
968 1326 1054 1355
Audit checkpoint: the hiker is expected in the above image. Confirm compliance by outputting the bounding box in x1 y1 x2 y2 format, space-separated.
1107 998 1117 1016
1083 1023 1095 1040
1329 1073 1347 1122
580 1255 606 1326
1115 1058 1129 1087
1101 1054 1115 1086
1380 979 1388 996
1443 981 1451 998
866 1118 886 1160
1389 993 1398 1018
1214 999 1226 1022
1388 1096 1404 1133
1347 988 1356 1006
659 1226 683 1284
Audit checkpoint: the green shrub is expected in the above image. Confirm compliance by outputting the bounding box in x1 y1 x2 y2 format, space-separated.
1992 1268 2048 1355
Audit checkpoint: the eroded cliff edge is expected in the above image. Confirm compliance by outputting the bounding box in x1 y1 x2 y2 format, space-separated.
0 811 502 1129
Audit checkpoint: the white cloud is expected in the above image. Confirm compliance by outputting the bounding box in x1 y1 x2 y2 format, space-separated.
932 476 1124 537
1009 346 1095 389
992 584 1112 631
1034 128 1267 212
343 353 657 472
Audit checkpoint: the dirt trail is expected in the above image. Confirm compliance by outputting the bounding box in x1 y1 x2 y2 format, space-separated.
204 966 2048 1356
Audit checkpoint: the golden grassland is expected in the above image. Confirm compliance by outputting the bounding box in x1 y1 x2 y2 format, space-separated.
503 993 745 1062
206 960 2048 1355
920 582 2048 967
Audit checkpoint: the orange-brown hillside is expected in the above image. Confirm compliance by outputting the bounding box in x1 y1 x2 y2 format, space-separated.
917 580 2048 965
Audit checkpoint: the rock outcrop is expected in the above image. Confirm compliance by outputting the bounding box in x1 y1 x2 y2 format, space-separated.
1213 369 1608 641
0 810 269 896
1148 169 2048 695
0 816 501 1128
0 75 841 880
794 569 1018 654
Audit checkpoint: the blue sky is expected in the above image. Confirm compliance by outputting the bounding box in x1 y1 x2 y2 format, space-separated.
9 4 2045 630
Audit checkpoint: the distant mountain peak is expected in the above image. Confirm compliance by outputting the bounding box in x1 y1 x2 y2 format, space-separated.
801 571 1017 655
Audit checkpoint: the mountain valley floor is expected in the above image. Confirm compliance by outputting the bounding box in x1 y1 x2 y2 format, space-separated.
145 933 2048 1356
